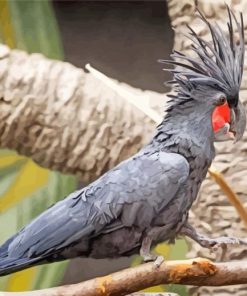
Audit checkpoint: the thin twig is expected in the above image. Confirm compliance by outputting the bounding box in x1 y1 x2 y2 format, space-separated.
209 167 247 227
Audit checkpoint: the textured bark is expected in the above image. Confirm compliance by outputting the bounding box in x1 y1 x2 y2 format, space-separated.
0 44 161 183
3 259 247 296
168 0 247 295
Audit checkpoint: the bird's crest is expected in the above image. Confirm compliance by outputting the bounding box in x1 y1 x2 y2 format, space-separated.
161 5 245 109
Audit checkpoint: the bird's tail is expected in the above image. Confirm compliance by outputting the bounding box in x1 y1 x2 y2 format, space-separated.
0 256 42 277
0 235 42 277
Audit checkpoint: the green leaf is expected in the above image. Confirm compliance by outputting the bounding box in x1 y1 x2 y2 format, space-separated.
8 0 63 59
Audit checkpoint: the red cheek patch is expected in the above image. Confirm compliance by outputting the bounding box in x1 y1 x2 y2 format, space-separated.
212 103 231 132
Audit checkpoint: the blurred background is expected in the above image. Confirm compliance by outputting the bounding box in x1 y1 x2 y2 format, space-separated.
0 1 188 295
54 1 173 92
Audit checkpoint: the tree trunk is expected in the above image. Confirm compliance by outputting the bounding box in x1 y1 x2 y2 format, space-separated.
168 0 247 295
0 44 162 183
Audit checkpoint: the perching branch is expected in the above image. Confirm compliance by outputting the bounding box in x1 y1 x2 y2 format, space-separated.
2 258 247 296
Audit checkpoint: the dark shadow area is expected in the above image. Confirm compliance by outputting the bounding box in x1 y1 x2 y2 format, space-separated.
53 1 173 93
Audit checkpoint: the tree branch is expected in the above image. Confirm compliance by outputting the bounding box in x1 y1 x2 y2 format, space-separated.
2 258 247 296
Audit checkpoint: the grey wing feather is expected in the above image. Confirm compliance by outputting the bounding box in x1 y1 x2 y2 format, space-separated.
8 150 189 258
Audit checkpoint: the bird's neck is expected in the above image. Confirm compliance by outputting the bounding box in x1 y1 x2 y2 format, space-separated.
149 103 216 162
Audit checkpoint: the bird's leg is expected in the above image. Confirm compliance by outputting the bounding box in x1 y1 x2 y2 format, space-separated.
140 236 156 262
140 227 165 268
180 222 247 250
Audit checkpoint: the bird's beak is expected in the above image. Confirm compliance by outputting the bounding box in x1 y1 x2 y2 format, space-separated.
227 129 236 141
213 100 246 143
228 109 237 142
229 105 245 143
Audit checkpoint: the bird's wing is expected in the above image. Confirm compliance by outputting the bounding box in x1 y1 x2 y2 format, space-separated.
8 150 189 258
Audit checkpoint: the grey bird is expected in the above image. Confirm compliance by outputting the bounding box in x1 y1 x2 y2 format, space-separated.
0 6 246 277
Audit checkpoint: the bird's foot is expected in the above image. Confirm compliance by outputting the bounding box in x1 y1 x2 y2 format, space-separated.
140 234 165 268
180 223 247 261
154 255 165 268
142 253 158 262
199 236 247 261
142 253 164 268
198 235 242 249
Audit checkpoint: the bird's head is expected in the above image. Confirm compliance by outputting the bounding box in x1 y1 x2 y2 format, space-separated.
161 6 246 143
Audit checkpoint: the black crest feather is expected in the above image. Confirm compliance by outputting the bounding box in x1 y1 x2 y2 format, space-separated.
160 5 245 108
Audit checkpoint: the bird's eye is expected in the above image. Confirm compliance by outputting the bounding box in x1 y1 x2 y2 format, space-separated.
218 96 227 105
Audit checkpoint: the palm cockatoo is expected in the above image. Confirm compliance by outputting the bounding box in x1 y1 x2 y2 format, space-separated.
0 6 246 276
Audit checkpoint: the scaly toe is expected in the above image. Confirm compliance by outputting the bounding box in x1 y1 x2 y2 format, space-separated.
153 255 165 269
211 237 241 252
216 237 240 246
143 254 158 263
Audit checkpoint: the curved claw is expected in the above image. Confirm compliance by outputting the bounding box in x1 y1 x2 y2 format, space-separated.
142 254 164 269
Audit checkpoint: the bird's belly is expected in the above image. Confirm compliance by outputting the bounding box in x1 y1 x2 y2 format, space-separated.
88 227 143 258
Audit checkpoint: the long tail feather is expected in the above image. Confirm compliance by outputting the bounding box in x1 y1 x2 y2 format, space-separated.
0 255 42 276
